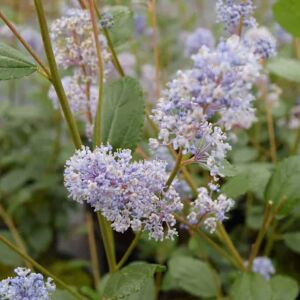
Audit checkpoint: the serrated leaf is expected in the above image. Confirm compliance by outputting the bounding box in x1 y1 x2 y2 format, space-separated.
273 0 300 37
168 256 220 298
105 6 134 47
103 262 164 300
231 272 271 300
264 156 300 215
101 76 144 151
270 275 299 300
0 42 37 80
283 232 300 254
267 58 300 83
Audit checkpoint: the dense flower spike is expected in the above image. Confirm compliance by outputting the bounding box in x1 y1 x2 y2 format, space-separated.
244 27 277 59
50 9 111 82
252 257 275 280
216 0 257 34
0 268 55 300
151 70 231 179
191 35 261 129
187 187 234 233
184 27 215 55
151 35 263 178
64 145 183 241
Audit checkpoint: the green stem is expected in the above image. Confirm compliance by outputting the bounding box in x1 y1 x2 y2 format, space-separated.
92 3 125 77
97 212 117 273
0 204 31 269
88 0 104 146
0 235 86 300
247 201 273 270
264 219 277 256
34 0 82 149
86 212 101 287
175 215 243 270
148 0 161 99
217 223 245 271
265 101 277 163
291 130 300 155
116 231 142 270
164 148 183 190
103 28 125 77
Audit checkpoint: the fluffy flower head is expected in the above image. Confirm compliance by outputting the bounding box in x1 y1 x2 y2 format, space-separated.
185 27 215 55
216 0 257 34
252 256 275 280
187 186 234 233
64 145 183 241
0 268 55 300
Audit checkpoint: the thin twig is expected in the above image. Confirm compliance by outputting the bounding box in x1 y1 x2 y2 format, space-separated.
148 0 161 99
0 204 32 268
87 0 105 146
265 101 277 163
116 231 142 270
175 215 243 270
217 223 245 271
34 0 82 149
86 212 101 287
247 201 273 270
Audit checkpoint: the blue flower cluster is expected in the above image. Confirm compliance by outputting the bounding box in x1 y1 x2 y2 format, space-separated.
216 0 257 34
0 268 55 300
64 145 183 241
252 256 275 280
184 27 215 56
187 186 234 233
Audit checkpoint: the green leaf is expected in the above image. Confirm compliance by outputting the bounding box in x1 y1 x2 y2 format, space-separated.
0 230 23 266
103 262 164 300
0 169 32 195
246 206 263 230
273 0 300 37
27 226 53 254
283 232 300 254
265 156 300 215
105 6 134 47
270 275 299 300
267 58 300 83
101 77 144 151
168 256 220 298
0 42 37 80
231 273 271 300
222 164 271 199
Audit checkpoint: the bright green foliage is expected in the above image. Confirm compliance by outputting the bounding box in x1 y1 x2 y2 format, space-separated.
283 232 300 254
267 58 300 83
106 6 134 47
231 273 272 300
222 164 271 199
273 0 300 37
102 262 164 300
265 156 300 215
101 76 144 151
270 275 299 300
166 256 220 298
0 231 23 267
0 43 37 80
